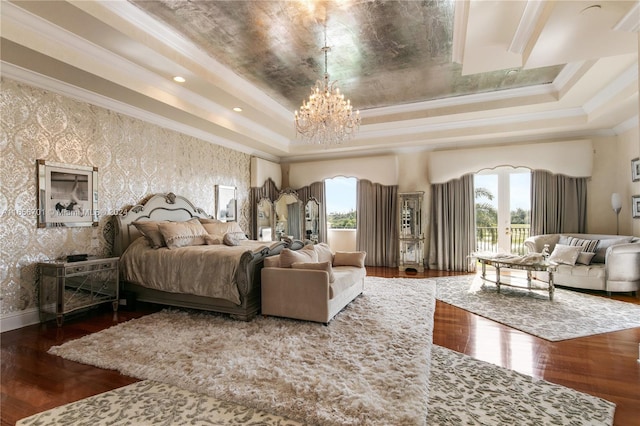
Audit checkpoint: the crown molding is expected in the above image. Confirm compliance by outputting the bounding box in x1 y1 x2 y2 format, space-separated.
508 0 545 55
614 114 640 134
451 0 469 64
583 63 638 114
613 2 640 33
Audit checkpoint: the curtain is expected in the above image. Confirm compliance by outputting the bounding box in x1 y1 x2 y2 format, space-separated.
287 203 302 239
250 178 280 239
530 170 587 235
295 181 327 243
356 179 398 267
428 174 476 272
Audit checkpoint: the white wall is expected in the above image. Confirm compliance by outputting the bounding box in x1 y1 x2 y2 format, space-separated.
251 157 281 188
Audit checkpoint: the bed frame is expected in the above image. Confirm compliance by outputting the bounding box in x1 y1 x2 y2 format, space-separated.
109 192 301 320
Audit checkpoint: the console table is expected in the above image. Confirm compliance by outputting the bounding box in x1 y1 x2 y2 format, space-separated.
475 255 557 300
38 257 119 326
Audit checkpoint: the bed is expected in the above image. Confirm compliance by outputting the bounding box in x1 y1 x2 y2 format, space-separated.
109 192 302 320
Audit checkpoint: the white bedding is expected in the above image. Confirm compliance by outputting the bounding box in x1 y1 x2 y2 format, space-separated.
120 237 275 305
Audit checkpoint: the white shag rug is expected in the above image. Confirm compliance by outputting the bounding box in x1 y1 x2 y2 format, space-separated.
435 275 640 341
48 277 435 426
23 345 615 425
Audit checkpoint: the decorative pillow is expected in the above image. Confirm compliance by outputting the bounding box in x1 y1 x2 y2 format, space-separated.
223 232 247 246
132 221 168 249
264 255 280 268
157 218 208 249
279 246 318 268
292 261 335 283
547 244 582 266
314 243 334 264
333 251 367 268
567 237 599 253
576 252 596 265
201 221 244 239
204 235 222 245
592 237 634 264
198 218 221 224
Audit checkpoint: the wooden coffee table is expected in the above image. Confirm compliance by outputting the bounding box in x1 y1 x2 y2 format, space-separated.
475 255 558 300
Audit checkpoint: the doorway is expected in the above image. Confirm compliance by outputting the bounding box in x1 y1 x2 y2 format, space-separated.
475 167 531 254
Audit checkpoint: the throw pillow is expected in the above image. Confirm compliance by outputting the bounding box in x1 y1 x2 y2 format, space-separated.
157 218 208 249
204 235 222 245
333 251 367 268
592 237 634 264
201 221 244 239
279 246 318 268
198 218 221 224
576 252 596 265
547 244 582 265
132 220 168 249
291 261 335 283
567 236 599 253
223 232 246 246
263 255 280 268
314 243 334 264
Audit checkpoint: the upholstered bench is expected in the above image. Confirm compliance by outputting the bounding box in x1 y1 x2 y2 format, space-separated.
261 243 366 324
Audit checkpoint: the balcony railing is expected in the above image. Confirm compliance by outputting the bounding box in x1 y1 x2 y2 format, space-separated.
476 225 530 255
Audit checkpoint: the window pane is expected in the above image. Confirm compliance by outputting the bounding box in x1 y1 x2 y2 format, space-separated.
325 177 356 229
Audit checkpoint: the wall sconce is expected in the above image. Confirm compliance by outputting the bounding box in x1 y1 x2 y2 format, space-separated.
611 193 622 235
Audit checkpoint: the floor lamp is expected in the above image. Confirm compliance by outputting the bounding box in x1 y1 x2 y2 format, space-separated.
611 193 622 235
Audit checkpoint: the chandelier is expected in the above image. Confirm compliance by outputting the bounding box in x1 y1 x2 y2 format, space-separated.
294 24 360 145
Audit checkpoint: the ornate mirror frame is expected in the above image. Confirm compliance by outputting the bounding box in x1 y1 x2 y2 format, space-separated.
274 189 303 240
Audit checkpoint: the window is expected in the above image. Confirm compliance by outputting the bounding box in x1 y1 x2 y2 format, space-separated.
325 176 356 229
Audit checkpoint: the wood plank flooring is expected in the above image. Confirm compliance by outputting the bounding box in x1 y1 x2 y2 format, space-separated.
2 267 639 425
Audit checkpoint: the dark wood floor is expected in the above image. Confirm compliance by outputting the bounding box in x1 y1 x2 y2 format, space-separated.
2 267 639 426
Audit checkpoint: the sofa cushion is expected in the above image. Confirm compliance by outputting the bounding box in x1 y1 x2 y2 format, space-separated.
292 261 335 283
548 244 582 265
555 263 605 278
333 251 367 268
314 243 334 264
279 246 318 268
568 236 599 253
593 237 634 264
576 252 596 265
330 266 366 299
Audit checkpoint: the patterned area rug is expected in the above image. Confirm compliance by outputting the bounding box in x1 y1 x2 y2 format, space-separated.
19 345 615 425
435 275 640 341
47 277 435 426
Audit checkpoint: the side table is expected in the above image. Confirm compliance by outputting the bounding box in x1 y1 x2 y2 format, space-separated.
38 257 119 326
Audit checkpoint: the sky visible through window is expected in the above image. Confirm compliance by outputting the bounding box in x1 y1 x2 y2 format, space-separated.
325 176 357 214
475 172 530 210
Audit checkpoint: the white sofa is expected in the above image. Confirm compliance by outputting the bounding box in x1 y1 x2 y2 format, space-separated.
524 233 640 294
261 243 366 324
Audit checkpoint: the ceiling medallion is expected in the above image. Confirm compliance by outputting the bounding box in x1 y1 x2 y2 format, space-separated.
294 23 360 145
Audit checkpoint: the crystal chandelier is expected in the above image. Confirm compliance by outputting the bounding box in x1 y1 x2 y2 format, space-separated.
294 24 360 145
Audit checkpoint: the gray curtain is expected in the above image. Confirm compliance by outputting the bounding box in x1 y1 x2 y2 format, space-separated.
530 170 587 235
356 179 398 267
295 181 327 243
287 203 302 239
250 178 279 239
429 174 476 272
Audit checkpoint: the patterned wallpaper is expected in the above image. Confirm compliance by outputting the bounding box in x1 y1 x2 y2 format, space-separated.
0 78 251 316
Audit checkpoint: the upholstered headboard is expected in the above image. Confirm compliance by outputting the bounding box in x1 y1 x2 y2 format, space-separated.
110 192 212 256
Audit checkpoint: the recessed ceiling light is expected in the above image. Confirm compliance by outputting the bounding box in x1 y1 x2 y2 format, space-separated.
173 76 186 83
233 107 243 112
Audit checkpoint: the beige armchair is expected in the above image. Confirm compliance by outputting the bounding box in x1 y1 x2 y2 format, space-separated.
261 244 366 324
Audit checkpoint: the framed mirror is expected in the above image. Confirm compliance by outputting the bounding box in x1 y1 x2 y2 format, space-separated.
274 190 303 240
256 197 274 241
305 198 320 243
215 185 236 222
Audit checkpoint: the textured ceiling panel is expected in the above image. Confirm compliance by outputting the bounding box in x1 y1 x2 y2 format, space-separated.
130 0 564 111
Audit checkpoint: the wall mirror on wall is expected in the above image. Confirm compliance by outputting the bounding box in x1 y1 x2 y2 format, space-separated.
274 190 303 240
37 159 99 228
215 185 237 222
305 197 320 243
256 197 275 241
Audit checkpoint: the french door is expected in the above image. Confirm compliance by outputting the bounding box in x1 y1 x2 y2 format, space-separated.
475 167 531 254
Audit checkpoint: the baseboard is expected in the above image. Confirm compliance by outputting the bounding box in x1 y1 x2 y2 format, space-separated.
1 308 40 333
